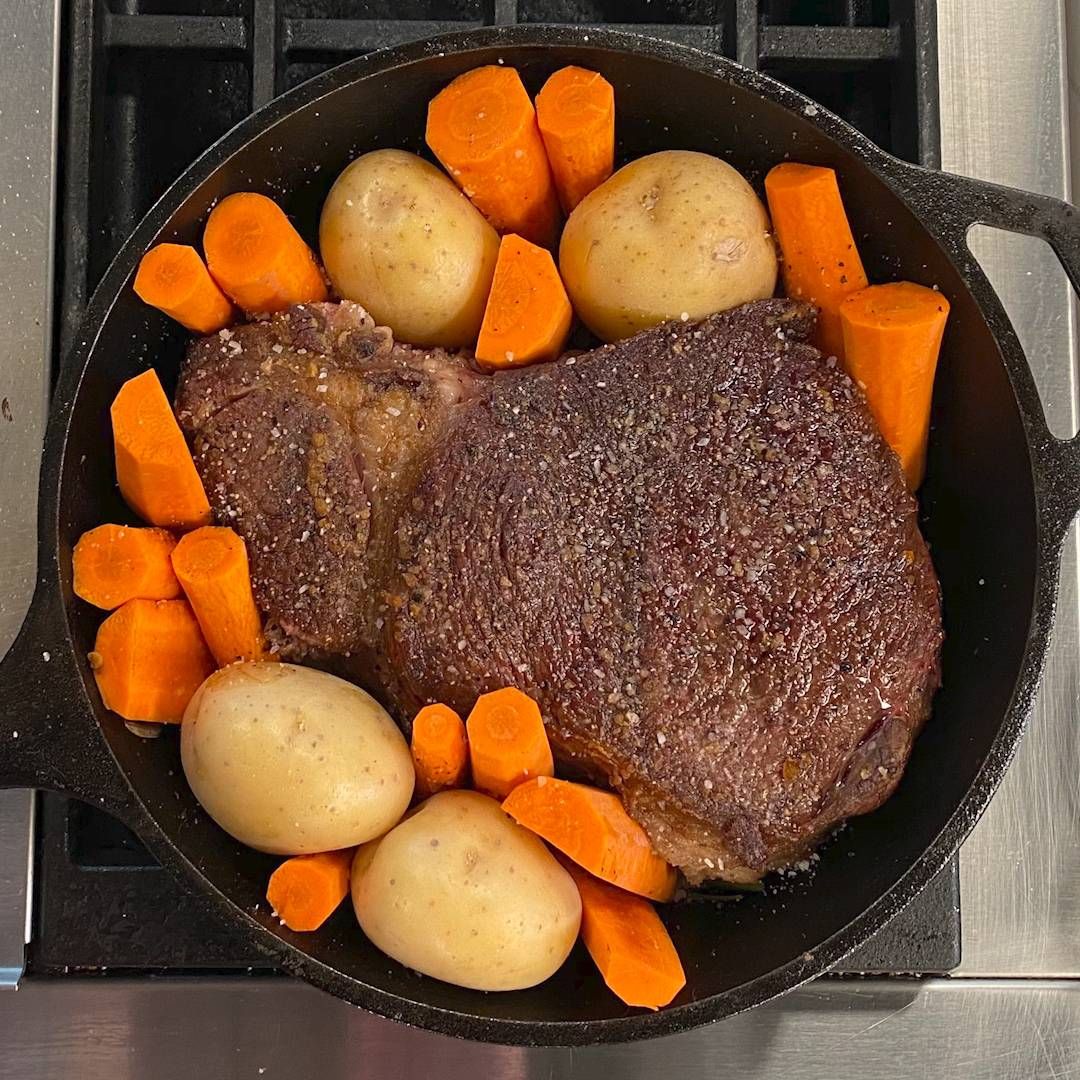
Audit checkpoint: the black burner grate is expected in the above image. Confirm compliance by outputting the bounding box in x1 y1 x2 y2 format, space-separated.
58 0 939 357
34 0 956 978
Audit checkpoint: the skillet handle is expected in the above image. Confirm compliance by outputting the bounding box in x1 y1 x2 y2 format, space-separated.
912 170 1080 292
0 580 138 823
892 165 1080 540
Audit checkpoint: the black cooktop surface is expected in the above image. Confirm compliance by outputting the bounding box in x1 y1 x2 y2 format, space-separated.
31 0 956 978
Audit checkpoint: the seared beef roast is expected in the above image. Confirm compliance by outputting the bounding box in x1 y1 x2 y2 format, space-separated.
177 300 942 884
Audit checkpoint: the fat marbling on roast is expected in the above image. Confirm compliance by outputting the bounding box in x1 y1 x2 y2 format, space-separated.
176 299 942 885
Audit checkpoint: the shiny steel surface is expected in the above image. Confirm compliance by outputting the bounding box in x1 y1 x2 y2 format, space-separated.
2 0 1080 1073
939 0 1080 977
0 0 59 989
3 977 1080 1080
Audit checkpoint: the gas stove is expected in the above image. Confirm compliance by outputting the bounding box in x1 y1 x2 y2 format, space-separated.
0 1 1076 1076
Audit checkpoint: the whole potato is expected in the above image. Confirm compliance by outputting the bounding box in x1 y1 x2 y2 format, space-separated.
319 149 499 347
560 150 778 341
181 663 413 854
352 790 581 991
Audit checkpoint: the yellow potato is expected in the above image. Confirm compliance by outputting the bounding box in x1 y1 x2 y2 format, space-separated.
351 790 581 991
181 663 413 854
319 149 499 347
559 150 778 341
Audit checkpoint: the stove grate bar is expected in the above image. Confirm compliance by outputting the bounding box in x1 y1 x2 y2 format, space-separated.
102 14 248 54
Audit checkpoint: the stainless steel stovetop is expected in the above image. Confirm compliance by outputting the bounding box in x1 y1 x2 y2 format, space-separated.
0 1 1077 1076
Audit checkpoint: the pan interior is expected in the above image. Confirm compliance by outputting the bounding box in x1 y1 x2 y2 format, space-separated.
58 41 1037 1026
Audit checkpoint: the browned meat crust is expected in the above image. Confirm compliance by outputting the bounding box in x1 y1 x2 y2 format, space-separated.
177 299 942 884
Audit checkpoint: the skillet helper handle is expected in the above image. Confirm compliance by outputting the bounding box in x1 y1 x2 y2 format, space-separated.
0 581 137 822
897 165 1080 538
918 170 1080 292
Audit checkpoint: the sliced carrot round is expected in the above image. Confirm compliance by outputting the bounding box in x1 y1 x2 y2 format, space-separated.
411 703 469 798
171 526 265 667
73 524 180 610
536 66 615 212
475 234 572 368
92 597 214 722
133 244 234 334
203 192 328 315
267 849 354 932
502 777 677 902
466 686 553 799
839 281 950 490
111 369 212 530
426 66 560 246
764 162 869 363
563 860 686 1010
439 69 531 159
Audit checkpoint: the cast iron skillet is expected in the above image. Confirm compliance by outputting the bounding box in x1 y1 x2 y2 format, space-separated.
2 27 1079 1046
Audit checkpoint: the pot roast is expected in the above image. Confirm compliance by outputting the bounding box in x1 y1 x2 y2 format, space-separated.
176 298 942 884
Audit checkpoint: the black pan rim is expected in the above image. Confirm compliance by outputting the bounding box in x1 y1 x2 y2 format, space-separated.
39 25 1062 1045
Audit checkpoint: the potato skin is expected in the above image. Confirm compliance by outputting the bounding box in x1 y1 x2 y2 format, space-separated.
319 149 499 347
181 663 414 854
559 150 778 341
351 790 582 991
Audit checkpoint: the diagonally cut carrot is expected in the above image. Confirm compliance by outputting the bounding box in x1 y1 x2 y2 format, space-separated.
411 703 469 799
267 849 355 931
502 777 677 901
133 243 234 333
203 192 328 315
764 162 868 362
426 65 560 247
536 66 615 214
466 687 554 799
840 281 950 490
73 524 180 610
111 369 212 531
562 859 686 1010
475 233 572 369
171 526 265 667
91 597 214 723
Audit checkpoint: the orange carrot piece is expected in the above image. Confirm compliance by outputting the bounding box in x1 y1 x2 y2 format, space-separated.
91 598 214 723
563 859 686 1010
475 233 572 369
764 162 869 362
203 192 328 315
535 66 615 213
411 703 469 798
503 777 677 902
267 849 355 931
133 243 234 333
111 369 212 530
171 526 265 667
426 65 560 247
840 281 950 490
73 524 180 610
465 687 554 799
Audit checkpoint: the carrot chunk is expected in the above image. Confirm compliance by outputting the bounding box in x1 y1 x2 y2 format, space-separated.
171 526 265 667
426 66 560 247
475 233 572 369
133 243 234 333
91 598 214 722
203 192 328 315
840 281 950 490
503 777 677 901
536 66 615 213
466 687 553 799
764 162 869 362
267 849 355 931
411 703 469 799
73 524 180 610
563 860 686 1010
111 369 211 530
